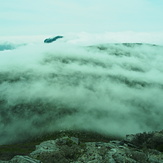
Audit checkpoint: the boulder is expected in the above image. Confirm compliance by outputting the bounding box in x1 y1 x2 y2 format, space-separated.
2 155 40 163
30 139 59 159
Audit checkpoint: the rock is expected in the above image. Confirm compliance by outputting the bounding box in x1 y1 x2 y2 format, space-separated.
29 137 84 163
1 131 163 163
3 155 40 163
126 134 135 142
30 139 59 159
70 137 79 145
148 157 163 163
44 36 63 43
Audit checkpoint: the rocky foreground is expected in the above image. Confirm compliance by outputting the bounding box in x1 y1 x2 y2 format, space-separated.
0 130 163 163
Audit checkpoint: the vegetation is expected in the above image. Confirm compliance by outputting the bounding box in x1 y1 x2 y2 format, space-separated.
0 130 120 161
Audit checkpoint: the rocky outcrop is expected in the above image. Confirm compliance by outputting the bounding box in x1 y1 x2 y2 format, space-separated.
1 131 163 163
0 155 40 163
2 133 163 163
44 36 63 43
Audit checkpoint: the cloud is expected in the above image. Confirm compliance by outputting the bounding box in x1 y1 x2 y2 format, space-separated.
0 38 163 144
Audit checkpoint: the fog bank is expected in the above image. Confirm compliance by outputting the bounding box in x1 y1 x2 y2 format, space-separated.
0 41 163 144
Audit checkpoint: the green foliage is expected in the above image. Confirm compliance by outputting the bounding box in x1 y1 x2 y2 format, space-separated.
131 131 163 152
131 132 154 148
35 151 69 163
156 144 163 152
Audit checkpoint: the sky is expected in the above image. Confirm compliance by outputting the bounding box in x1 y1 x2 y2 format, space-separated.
0 0 163 36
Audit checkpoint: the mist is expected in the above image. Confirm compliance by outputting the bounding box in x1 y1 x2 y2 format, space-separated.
0 40 163 145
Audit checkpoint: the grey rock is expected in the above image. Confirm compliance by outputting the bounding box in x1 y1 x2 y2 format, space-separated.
30 139 59 159
1 131 163 163
4 156 40 163
70 137 79 145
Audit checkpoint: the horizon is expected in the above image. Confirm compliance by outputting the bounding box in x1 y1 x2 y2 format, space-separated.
1 32 163 46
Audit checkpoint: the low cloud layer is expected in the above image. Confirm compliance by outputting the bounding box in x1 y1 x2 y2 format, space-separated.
0 41 163 144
